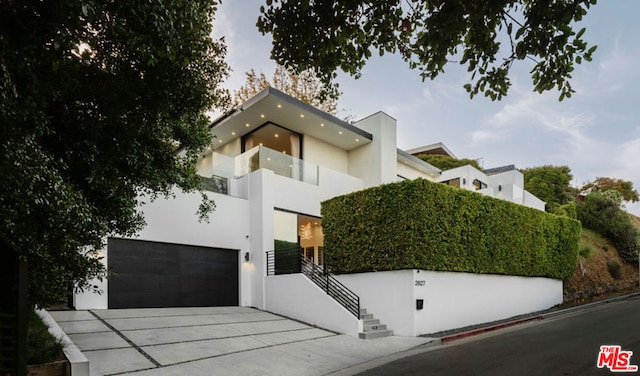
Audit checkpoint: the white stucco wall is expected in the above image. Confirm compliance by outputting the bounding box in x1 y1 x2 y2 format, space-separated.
74 248 109 309
217 138 242 157
349 112 398 188
303 135 349 174
265 274 362 337
335 270 415 336
487 170 524 187
437 165 488 191
74 188 252 309
336 270 562 336
524 191 546 211
413 270 562 335
271 168 363 217
396 161 438 181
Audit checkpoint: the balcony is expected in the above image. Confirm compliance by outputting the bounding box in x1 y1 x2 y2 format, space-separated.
201 146 319 194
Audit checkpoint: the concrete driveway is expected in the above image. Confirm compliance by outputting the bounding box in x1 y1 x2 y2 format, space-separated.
49 307 436 376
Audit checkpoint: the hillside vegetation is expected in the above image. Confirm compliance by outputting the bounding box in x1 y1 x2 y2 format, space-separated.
564 226 639 303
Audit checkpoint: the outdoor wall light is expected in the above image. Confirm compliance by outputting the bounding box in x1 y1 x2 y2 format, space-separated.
462 178 466 185
498 185 502 192
244 252 250 262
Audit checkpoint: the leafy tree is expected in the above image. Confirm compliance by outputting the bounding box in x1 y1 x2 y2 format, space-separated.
581 177 639 203
418 155 482 171
257 0 598 101
1 0 229 307
577 191 639 264
232 64 339 114
521 165 574 212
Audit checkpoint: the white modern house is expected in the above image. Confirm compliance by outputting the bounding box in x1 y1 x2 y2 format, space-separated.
74 87 559 338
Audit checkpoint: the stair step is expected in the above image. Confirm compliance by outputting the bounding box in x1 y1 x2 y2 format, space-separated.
360 313 373 320
359 308 367 315
364 323 387 332
359 329 394 339
362 318 379 326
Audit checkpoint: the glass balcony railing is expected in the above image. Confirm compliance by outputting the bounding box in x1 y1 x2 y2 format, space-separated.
202 146 319 193
200 152 234 194
236 146 318 185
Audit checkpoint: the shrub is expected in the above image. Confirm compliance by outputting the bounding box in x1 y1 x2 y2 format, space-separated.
27 311 64 365
579 246 593 258
322 178 581 279
552 202 577 219
606 259 622 280
577 191 640 264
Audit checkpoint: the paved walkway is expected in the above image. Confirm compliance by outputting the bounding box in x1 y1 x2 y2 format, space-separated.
49 307 437 376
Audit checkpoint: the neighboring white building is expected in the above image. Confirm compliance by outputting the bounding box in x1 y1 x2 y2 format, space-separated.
434 164 545 211
74 87 558 338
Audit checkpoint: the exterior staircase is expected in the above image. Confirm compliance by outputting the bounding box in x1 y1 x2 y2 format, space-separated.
359 308 393 339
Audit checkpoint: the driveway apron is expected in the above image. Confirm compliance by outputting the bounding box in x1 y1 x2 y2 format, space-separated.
48 307 434 376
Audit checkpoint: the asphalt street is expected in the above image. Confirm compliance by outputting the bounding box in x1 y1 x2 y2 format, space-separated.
356 294 640 376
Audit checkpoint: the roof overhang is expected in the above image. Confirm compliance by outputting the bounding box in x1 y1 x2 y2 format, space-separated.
397 149 441 177
405 142 457 159
210 87 372 151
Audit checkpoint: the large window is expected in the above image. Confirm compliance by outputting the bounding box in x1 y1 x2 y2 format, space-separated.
243 123 301 158
273 210 323 267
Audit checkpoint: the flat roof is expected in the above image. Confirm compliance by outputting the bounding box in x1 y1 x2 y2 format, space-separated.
210 87 372 151
405 142 457 159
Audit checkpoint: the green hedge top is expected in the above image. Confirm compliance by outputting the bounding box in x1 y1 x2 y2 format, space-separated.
321 178 580 279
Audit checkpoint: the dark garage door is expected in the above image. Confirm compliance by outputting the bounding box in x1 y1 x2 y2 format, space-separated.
108 238 239 308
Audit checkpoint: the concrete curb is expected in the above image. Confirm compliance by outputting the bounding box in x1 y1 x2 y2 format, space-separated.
441 291 640 344
541 291 640 319
326 338 442 376
37 309 90 376
440 315 543 343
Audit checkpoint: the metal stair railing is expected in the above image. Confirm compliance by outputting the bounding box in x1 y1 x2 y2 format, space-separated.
265 250 360 318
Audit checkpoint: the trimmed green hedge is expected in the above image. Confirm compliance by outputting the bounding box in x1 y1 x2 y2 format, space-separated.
321 178 580 279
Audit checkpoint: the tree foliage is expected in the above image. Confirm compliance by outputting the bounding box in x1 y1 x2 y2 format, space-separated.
577 191 639 264
581 177 639 203
417 155 482 171
257 0 598 101
522 165 574 211
232 64 338 114
1 0 229 307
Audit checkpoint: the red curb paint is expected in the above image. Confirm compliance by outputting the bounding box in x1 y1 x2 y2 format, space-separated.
441 315 543 343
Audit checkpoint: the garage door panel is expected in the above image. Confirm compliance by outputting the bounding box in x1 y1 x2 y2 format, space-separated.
108 238 239 308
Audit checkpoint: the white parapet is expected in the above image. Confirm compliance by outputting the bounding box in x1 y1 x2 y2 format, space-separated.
36 309 90 376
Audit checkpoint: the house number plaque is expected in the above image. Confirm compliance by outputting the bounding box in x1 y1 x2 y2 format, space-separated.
414 280 426 286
